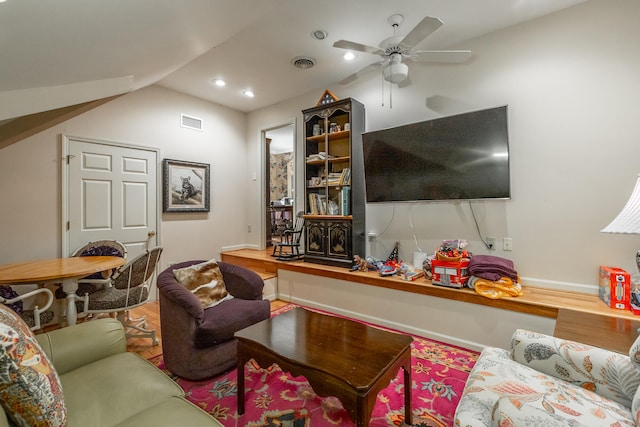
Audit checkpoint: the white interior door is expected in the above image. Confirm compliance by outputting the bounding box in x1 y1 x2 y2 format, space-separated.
63 136 159 260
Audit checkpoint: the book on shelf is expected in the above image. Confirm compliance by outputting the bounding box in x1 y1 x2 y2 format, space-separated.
327 172 342 186
308 193 327 215
340 186 350 216
339 168 351 186
306 152 333 162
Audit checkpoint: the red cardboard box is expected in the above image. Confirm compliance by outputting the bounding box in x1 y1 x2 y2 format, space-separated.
599 266 630 310
432 259 470 289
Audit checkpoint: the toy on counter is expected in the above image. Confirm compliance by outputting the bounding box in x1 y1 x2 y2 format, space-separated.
351 255 375 272
386 241 400 264
436 239 471 261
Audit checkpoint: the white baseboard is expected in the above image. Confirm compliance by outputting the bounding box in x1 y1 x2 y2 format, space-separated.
219 243 259 253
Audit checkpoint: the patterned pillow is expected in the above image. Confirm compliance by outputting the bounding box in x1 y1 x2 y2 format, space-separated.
173 259 233 308
0 305 66 427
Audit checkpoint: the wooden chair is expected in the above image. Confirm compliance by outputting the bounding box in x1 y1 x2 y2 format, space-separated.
271 210 304 260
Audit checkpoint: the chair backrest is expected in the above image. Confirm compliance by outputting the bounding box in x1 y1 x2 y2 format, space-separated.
72 240 127 258
289 211 305 244
112 247 163 291
0 287 54 331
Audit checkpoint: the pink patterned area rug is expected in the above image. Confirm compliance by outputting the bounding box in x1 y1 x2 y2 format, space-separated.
148 304 478 427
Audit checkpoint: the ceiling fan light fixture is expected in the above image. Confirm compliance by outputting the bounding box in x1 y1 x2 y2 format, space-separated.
343 52 355 61
383 61 408 84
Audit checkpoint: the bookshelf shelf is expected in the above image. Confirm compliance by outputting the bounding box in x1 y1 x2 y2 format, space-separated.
302 98 365 268
306 130 350 143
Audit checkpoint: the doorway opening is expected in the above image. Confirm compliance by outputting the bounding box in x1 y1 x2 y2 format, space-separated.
263 122 295 248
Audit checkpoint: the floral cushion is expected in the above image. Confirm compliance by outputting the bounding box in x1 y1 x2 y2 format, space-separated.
511 329 640 407
455 346 635 427
173 259 233 308
0 305 66 427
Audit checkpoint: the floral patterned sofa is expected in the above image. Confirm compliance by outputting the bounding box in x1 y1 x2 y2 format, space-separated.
454 329 640 426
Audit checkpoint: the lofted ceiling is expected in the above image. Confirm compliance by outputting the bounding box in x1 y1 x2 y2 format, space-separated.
0 0 589 121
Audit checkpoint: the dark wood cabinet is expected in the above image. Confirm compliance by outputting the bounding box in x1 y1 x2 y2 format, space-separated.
302 98 365 267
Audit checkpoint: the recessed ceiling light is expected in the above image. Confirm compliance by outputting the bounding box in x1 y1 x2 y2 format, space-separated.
212 79 226 87
343 52 355 61
243 89 255 98
311 30 328 40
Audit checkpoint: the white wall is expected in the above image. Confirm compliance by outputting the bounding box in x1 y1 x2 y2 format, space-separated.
247 0 640 293
0 85 249 270
2 0 639 302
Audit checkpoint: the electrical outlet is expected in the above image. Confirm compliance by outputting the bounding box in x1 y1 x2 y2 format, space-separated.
486 236 496 250
503 237 513 251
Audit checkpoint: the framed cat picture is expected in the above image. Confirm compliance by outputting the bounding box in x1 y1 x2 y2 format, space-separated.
163 159 210 212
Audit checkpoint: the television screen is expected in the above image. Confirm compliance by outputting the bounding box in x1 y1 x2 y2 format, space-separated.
362 106 510 203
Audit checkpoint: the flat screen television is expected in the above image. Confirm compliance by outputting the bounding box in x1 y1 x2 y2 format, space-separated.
362 106 510 203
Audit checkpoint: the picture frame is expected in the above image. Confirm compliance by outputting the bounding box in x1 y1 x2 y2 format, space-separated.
163 159 210 212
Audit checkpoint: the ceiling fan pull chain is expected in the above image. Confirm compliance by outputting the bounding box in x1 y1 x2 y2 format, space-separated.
381 71 385 107
389 62 393 109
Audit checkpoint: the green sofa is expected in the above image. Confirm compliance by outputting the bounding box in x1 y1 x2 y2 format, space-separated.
1 317 222 427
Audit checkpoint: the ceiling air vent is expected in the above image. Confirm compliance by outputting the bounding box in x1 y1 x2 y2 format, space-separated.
181 114 203 131
291 56 316 70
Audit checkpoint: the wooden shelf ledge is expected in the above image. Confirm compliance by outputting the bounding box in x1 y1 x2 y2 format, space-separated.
221 249 638 322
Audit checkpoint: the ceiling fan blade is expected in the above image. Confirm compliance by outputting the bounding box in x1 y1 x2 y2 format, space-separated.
399 16 443 50
339 61 387 85
410 50 472 63
333 40 386 56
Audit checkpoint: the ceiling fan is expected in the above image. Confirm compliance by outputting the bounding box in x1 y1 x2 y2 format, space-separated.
333 14 471 87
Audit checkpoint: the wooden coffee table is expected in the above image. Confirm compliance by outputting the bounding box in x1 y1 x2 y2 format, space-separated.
235 307 413 426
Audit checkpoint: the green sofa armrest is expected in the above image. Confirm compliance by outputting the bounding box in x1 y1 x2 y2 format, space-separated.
36 318 127 375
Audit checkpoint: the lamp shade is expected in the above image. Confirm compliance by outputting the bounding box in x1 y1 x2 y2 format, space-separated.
601 174 640 234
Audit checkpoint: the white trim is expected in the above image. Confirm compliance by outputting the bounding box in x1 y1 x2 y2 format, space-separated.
219 244 259 253
261 119 297 250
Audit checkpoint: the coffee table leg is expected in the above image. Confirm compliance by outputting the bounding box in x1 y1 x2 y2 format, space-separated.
404 362 412 426
237 347 246 415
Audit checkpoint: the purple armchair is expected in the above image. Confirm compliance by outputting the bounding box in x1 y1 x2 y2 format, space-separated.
157 260 271 380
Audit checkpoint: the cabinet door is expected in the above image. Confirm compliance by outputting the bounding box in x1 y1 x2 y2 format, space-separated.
327 220 351 259
305 220 326 256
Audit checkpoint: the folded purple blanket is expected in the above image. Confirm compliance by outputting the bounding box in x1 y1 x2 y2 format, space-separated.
469 254 518 281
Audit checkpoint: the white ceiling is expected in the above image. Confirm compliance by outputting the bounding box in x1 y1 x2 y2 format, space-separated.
0 0 589 119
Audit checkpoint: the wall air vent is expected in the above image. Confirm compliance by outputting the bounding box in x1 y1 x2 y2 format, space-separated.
181 114 203 131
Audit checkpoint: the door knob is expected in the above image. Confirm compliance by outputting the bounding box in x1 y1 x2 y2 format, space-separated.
148 230 156 238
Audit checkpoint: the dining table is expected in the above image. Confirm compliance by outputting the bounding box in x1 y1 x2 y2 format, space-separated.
0 256 125 326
